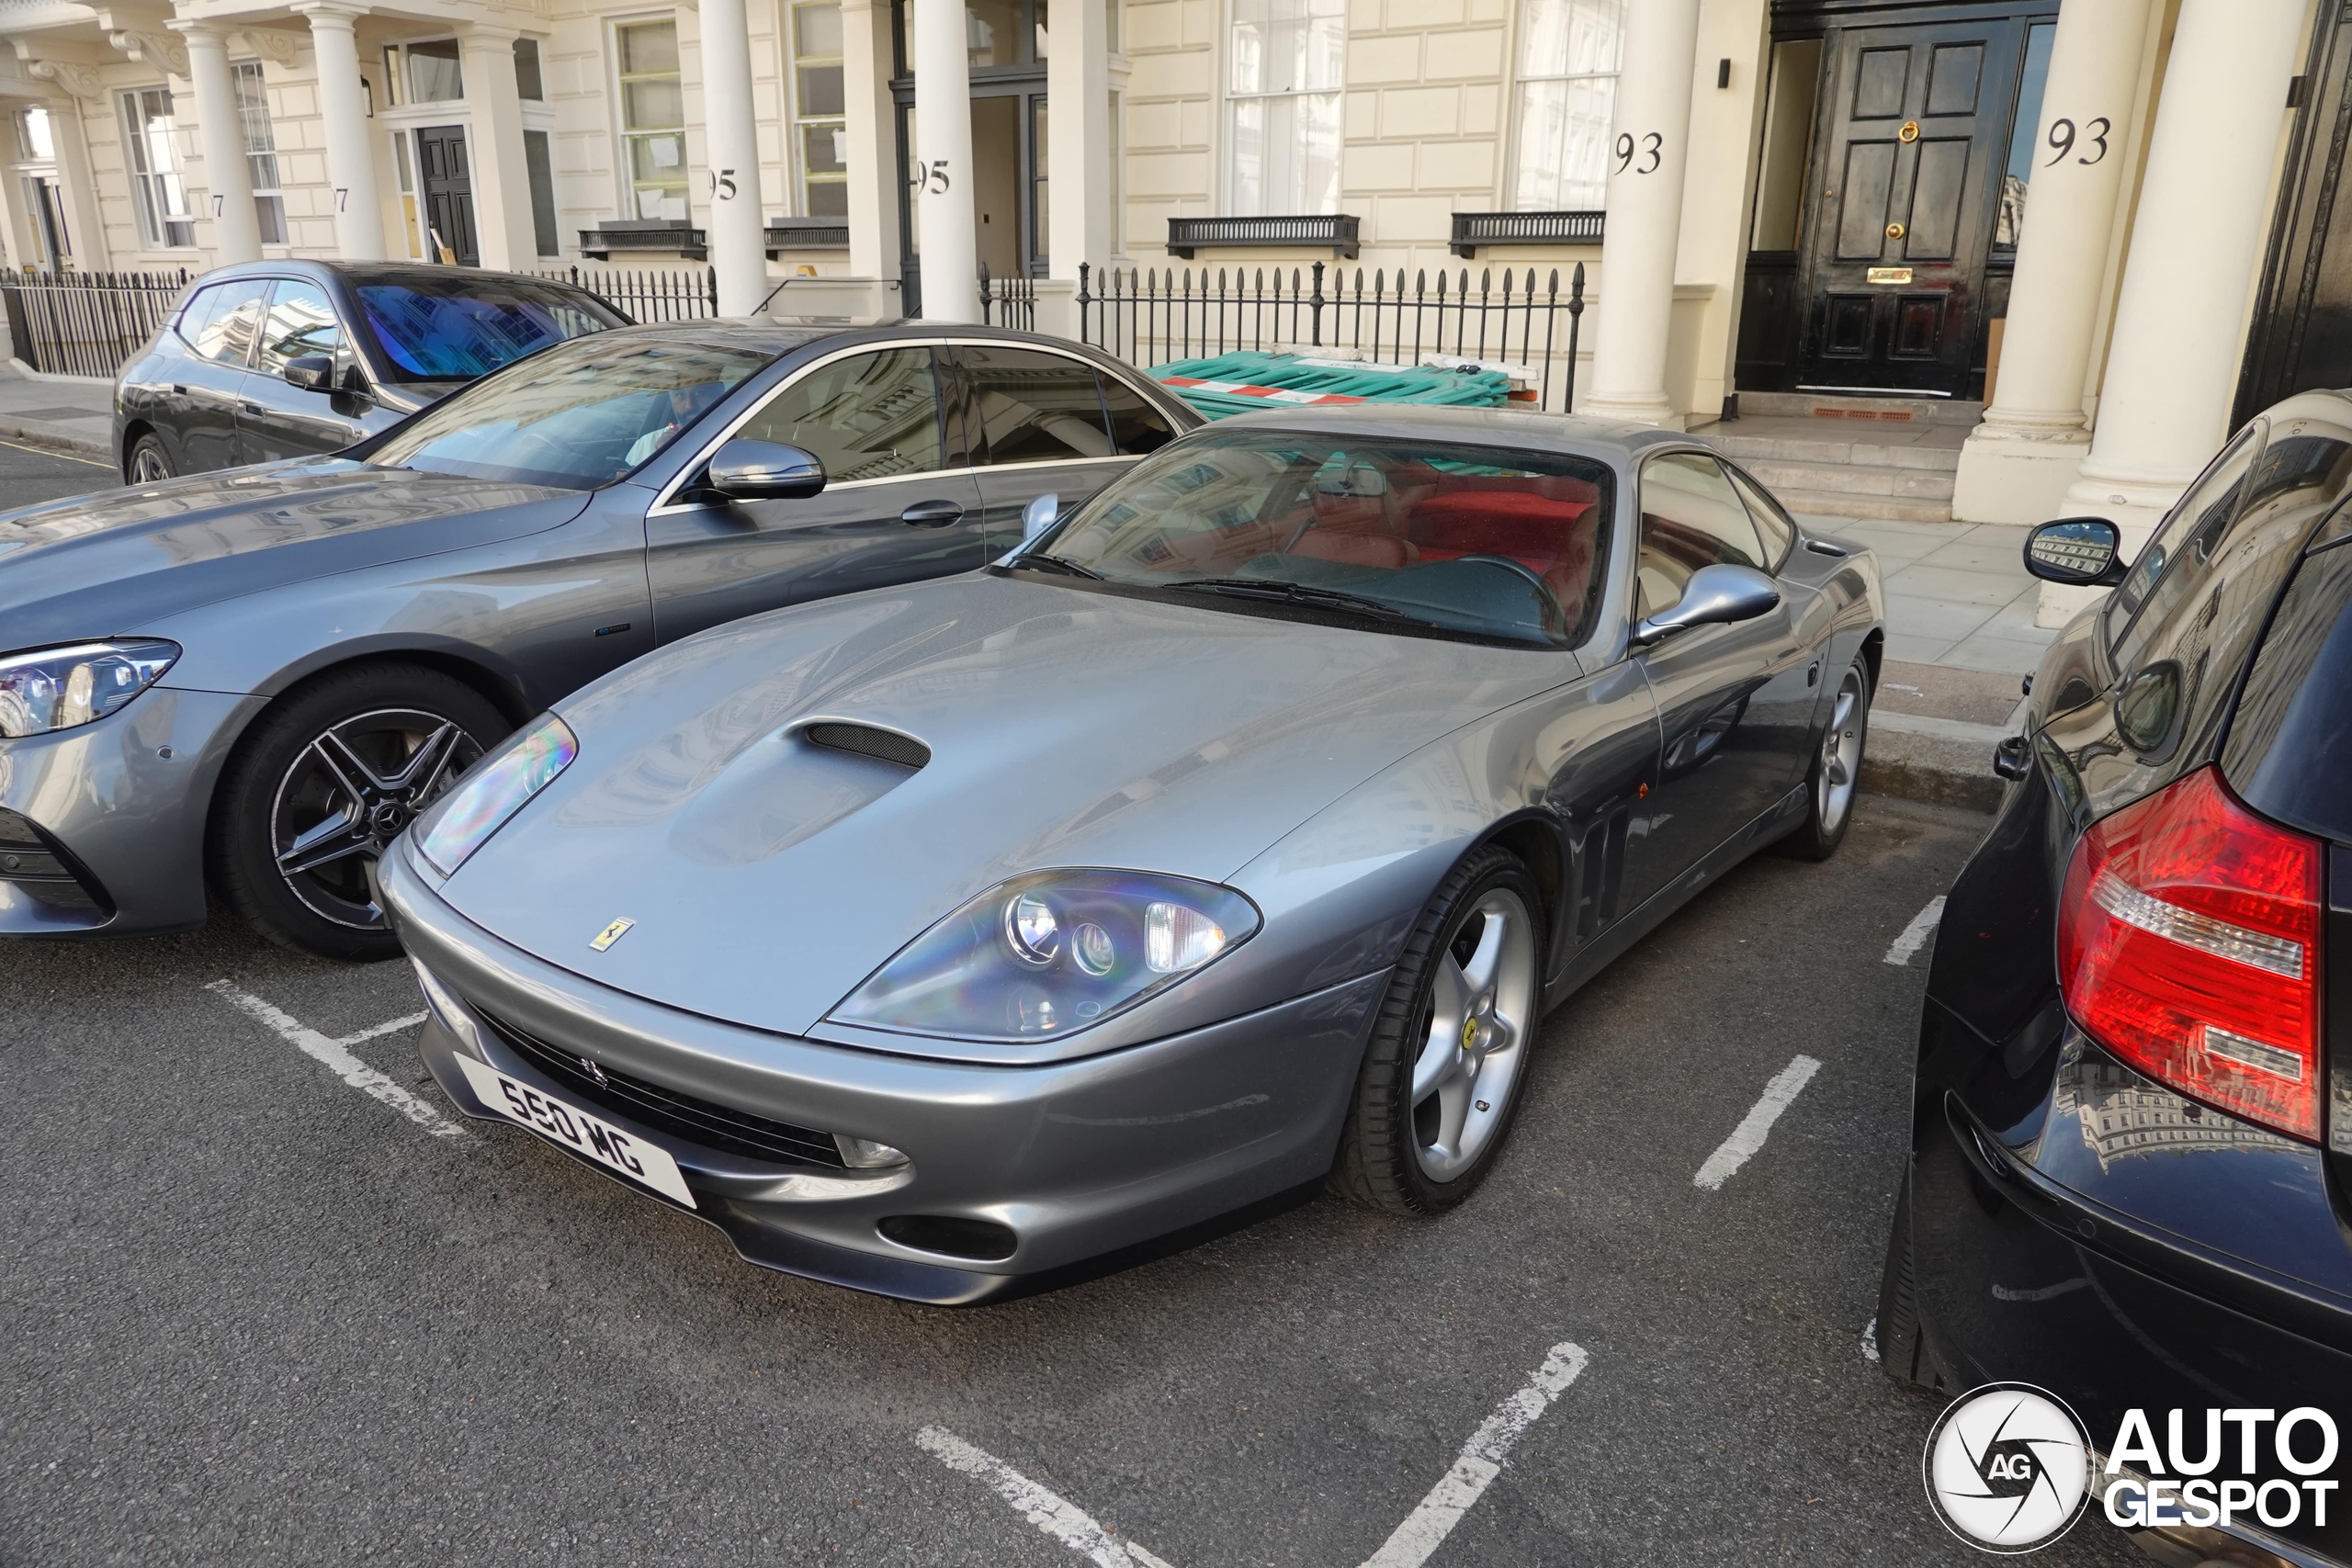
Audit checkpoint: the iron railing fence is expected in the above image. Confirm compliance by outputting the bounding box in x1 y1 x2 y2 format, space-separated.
979 265 1036 331
532 265 719 322
1077 260 1589 413
0 268 190 379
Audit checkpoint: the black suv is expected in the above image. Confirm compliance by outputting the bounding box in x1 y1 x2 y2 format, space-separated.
113 261 626 482
1881 390 2352 1565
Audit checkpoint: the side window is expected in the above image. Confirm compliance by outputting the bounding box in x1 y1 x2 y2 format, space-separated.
1101 371 1176 455
950 344 1114 466
2105 423 2261 652
183 278 270 369
254 280 343 378
1723 462 1795 570
1634 452 1764 619
731 347 943 482
174 284 224 348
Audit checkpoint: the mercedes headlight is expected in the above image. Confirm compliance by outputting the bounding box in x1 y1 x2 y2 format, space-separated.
411 714 577 875
0 640 179 739
830 869 1261 1042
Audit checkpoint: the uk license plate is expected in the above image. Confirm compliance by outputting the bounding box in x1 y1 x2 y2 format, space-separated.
455 1054 696 1209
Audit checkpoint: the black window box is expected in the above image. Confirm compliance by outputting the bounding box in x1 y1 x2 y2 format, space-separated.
580 220 707 261
1167 214 1360 260
765 217 851 255
1448 210 1605 257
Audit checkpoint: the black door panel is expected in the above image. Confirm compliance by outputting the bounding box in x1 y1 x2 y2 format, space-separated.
240 278 366 461
417 126 479 267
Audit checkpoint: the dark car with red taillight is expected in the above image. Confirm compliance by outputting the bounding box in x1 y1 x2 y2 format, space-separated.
1878 391 2352 1567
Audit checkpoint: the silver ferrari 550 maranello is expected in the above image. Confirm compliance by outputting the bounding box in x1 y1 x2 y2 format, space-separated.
379 404 1884 1303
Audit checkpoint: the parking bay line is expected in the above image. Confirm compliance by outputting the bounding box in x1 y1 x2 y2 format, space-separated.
1883 895 1946 966
921 1339 1589 1568
1692 1055 1822 1192
204 980 466 1141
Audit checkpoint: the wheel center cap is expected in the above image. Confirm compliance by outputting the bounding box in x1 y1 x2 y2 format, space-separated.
370 801 407 836
1461 1015 1484 1055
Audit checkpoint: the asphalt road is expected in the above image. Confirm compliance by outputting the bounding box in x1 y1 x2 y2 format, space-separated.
0 784 2154 1568
0 434 120 507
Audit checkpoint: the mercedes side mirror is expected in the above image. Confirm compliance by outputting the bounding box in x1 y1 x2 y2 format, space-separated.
1631 563 1781 648
2024 518 2128 586
707 438 826 502
283 355 334 393
1021 491 1058 543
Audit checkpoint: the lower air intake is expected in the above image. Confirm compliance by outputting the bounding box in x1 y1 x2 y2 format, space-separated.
878 1214 1018 1261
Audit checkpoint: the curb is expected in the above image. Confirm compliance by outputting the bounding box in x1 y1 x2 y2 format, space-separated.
1862 710 2007 815
0 416 110 460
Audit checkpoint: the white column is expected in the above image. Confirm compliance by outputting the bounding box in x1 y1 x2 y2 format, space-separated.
173 22 262 264
2043 0 2306 618
294 3 385 260
911 0 978 321
1581 0 1702 428
1952 0 2153 524
1046 0 1109 281
0 145 37 270
457 26 539 272
698 0 769 313
842 0 900 284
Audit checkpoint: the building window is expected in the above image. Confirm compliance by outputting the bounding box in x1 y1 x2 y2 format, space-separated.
122 87 196 248
1226 0 1342 216
1994 20 2056 250
380 39 464 105
791 2 847 217
524 129 561 255
1107 89 1123 254
616 18 687 220
391 130 424 258
1030 96 1049 265
12 107 70 268
514 37 547 101
1510 0 1623 211
232 62 288 245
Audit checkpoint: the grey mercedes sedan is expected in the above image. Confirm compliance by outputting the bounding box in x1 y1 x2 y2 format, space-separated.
0 320 1191 956
379 408 1884 1303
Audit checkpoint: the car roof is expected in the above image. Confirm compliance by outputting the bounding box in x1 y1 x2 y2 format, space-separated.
1203 401 1693 462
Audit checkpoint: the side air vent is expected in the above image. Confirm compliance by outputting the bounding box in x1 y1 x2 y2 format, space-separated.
803 722 931 771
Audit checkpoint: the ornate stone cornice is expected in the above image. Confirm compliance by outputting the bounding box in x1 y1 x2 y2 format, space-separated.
12 47 103 99
108 26 188 75
236 28 300 65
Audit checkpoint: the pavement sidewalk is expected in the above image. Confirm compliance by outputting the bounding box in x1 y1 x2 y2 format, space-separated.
0 362 115 457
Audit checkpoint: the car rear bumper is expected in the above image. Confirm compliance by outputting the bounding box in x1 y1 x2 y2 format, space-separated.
0 685 259 937
1908 1034 2352 1565
379 840 1382 1303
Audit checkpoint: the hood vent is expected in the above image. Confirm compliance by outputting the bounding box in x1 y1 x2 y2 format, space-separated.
803 721 931 771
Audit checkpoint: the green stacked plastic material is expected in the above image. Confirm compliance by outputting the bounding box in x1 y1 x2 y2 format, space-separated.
1149 351 1512 420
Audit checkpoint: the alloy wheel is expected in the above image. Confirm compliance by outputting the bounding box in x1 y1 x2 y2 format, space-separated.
1817 667 1865 837
267 706 483 930
130 446 171 483
1408 888 1537 1182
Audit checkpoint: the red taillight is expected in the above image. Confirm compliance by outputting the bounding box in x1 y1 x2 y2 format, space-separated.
2057 766 2324 1142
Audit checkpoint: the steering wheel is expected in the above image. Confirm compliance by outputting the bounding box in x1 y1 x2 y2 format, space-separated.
1454 553 1569 633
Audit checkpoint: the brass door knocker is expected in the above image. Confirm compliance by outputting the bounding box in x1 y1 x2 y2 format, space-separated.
1898 120 1920 142
1886 221 1907 241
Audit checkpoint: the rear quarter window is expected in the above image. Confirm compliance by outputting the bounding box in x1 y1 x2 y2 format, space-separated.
2223 536 2352 845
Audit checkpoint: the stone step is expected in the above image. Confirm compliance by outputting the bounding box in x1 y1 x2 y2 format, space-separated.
1770 485 1957 524
1735 456 1956 502
1704 431 1962 471
1739 389 1985 426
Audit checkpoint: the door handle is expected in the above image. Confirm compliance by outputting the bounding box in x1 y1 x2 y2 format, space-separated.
240 400 266 416
171 383 188 396
900 499 965 527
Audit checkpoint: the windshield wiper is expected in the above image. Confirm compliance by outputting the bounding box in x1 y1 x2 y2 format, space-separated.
1166 577 1421 621
1004 551 1104 580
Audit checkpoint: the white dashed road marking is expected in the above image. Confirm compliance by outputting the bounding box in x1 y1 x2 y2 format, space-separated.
1359 1340 1589 1568
916 1427 1179 1568
1693 1055 1822 1191
205 980 466 1141
1883 896 1946 966
335 1010 428 1046
922 1340 1590 1568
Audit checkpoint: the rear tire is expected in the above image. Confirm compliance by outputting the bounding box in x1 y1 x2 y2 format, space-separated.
1332 845 1547 1217
1782 657 1870 862
126 431 174 484
211 664 509 960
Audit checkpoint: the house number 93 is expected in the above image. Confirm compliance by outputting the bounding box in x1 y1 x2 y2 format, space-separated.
1613 132 1663 175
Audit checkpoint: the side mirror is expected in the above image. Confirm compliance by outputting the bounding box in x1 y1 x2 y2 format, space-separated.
283 354 334 392
1021 491 1057 543
707 438 826 502
1632 563 1781 648
2024 517 2129 586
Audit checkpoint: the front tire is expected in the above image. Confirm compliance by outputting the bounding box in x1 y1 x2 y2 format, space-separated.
1783 657 1870 861
211 664 508 960
127 431 174 484
1332 845 1546 1216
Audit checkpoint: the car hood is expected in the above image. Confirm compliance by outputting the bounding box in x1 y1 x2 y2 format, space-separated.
0 461 591 654
435 574 1576 1039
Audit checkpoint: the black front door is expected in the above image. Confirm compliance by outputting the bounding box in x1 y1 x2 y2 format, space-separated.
1798 13 2038 397
416 126 479 266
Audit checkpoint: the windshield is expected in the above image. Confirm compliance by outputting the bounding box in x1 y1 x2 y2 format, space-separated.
1023 430 1613 647
356 277 627 383
368 333 771 490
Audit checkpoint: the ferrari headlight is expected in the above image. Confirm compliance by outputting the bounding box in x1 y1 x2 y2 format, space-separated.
0 640 179 739
830 869 1261 1043
411 713 577 875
